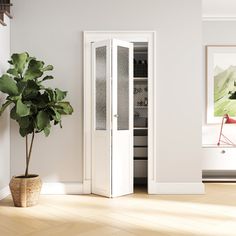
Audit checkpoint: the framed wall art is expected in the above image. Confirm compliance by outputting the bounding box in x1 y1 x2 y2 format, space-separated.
206 45 236 124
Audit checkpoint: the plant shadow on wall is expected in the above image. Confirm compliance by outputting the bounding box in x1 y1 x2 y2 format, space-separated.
0 52 73 207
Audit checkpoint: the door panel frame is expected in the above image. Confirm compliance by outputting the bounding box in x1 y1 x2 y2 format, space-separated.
83 31 157 194
91 40 112 197
111 39 134 197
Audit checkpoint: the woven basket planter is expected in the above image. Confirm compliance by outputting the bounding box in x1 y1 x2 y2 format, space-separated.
9 175 42 207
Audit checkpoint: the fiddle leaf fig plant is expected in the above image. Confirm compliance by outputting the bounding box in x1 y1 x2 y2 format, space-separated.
0 52 73 177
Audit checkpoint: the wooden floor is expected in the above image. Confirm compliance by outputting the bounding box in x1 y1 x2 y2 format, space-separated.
1 183 236 236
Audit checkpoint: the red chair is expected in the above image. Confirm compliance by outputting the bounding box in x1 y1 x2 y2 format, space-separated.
217 114 236 146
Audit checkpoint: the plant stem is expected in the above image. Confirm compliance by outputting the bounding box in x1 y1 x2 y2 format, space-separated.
25 134 29 176
24 131 35 177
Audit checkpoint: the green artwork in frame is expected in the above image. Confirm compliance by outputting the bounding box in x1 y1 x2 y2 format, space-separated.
207 45 236 123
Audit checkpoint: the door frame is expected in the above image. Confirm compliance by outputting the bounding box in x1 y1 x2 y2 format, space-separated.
83 31 157 194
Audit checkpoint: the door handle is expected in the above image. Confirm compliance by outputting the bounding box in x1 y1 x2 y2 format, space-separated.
114 114 119 118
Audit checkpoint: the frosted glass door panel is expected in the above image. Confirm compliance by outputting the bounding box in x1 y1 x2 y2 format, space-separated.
117 46 129 130
96 46 107 130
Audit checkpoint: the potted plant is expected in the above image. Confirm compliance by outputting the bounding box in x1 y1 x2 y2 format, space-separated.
0 52 73 207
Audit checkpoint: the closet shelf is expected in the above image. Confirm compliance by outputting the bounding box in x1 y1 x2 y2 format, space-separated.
134 157 148 160
133 77 148 81
134 106 148 109
134 127 148 130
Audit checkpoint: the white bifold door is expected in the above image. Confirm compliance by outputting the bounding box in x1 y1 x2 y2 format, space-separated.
91 39 133 197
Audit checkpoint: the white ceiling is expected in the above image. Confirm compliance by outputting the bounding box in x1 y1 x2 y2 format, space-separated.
203 0 236 19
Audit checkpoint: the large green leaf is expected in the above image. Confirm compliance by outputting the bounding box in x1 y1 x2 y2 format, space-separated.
0 74 19 96
17 81 27 94
55 88 67 101
45 88 56 102
10 106 18 120
22 80 40 100
16 99 30 117
42 65 53 72
50 107 61 122
31 93 49 109
56 101 73 115
42 75 54 82
0 100 13 115
24 59 44 81
43 123 51 137
36 110 50 130
7 68 19 77
17 116 30 129
19 125 34 137
10 52 29 74
19 127 28 137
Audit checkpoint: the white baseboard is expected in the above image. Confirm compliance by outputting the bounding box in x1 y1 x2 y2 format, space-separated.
41 182 84 195
82 180 91 194
149 182 205 194
0 186 10 200
2 182 204 196
202 16 236 22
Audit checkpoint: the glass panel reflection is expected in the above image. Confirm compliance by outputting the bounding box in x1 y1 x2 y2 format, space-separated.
96 46 106 130
117 46 129 130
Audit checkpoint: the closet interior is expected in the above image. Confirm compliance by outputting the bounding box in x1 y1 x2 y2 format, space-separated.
133 42 148 189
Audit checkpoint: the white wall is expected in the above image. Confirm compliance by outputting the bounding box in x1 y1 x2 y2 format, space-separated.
0 15 11 198
203 0 236 18
11 0 203 193
202 20 236 170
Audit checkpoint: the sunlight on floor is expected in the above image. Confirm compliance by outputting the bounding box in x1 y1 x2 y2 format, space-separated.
1 183 236 236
